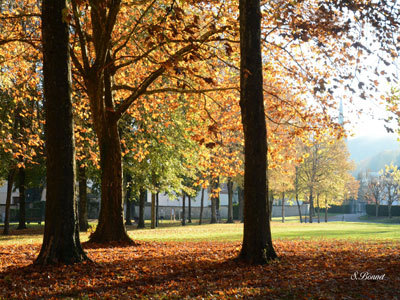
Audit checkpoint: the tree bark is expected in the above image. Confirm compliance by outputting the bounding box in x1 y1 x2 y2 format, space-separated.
199 188 204 225
295 166 302 223
227 178 234 223
238 0 277 264
210 180 217 224
388 203 392 218
181 193 186 226
17 167 27 230
317 193 320 224
89 116 131 243
375 202 379 217
295 194 302 223
137 189 145 229
281 192 285 223
78 165 89 232
269 191 274 221
36 0 88 264
3 168 16 235
151 193 156 229
188 195 192 223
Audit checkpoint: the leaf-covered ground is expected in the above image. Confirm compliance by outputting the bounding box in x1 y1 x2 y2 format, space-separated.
0 240 399 299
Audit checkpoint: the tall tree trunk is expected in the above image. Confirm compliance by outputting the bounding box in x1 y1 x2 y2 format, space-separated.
317 193 320 224
295 194 302 223
151 193 156 229
188 195 192 223
269 191 273 221
78 165 89 232
3 168 16 235
36 0 87 264
182 193 186 226
156 193 159 227
238 186 244 223
309 188 314 223
210 179 217 224
388 203 392 218
375 201 379 217
238 0 277 264
227 178 234 223
125 174 132 226
199 188 205 225
89 117 131 243
17 167 27 230
295 166 302 223
325 197 328 223
281 192 285 223
137 189 145 229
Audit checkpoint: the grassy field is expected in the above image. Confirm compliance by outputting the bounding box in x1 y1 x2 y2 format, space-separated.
1 219 400 245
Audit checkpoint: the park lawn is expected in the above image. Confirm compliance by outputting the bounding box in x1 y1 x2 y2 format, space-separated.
1 220 400 245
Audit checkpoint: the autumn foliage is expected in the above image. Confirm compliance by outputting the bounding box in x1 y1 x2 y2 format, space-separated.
0 239 399 299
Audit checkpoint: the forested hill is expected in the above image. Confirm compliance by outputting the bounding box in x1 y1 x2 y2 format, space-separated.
347 135 400 175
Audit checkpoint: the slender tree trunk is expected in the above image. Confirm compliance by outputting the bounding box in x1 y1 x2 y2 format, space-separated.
151 193 156 229
125 174 132 226
295 166 302 223
269 191 273 221
317 194 321 223
388 203 392 218
3 168 16 235
238 0 277 264
78 165 89 232
156 193 159 227
227 178 234 223
36 0 88 264
182 193 186 226
188 195 192 223
238 186 244 223
210 180 217 223
325 197 328 223
281 192 285 223
137 189 145 229
295 194 302 223
199 188 204 225
309 188 314 223
17 167 27 230
375 202 379 217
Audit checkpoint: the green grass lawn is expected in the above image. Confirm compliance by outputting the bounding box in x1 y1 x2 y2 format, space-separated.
1 219 400 245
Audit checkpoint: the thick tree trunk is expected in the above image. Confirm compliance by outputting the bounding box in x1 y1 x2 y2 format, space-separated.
227 178 234 223
188 195 192 223
3 168 16 235
137 189 146 229
78 165 89 232
89 116 131 243
199 188 204 225
281 192 285 223
36 0 87 264
238 0 277 264
238 186 244 223
125 174 132 226
182 193 186 226
17 167 27 230
151 193 156 229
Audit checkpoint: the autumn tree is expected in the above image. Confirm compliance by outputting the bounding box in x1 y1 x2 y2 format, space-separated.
366 175 385 218
35 0 88 265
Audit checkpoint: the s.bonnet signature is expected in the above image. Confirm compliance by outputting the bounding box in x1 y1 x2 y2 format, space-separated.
351 271 386 281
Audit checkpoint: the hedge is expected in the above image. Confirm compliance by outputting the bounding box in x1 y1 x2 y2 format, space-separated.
366 204 400 217
327 205 352 214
